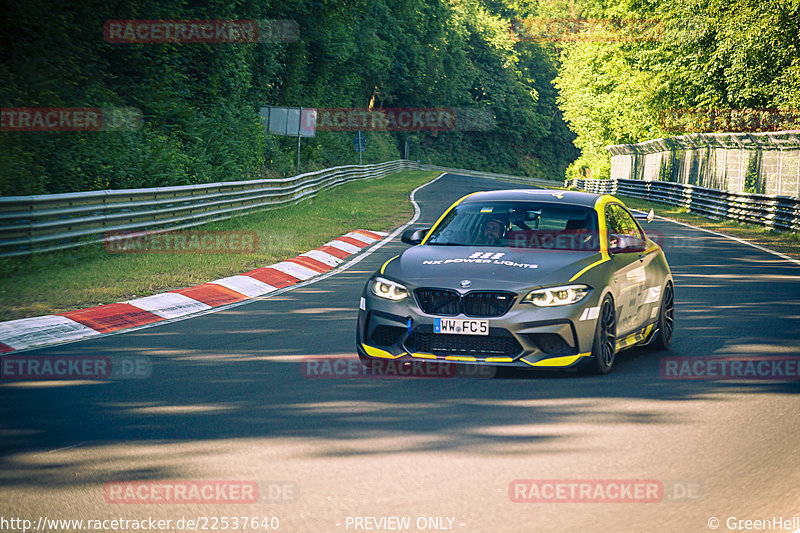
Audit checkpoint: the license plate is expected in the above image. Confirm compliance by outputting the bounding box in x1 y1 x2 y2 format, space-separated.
434 318 489 335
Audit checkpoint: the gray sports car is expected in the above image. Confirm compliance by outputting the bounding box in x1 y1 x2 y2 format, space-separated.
356 189 674 374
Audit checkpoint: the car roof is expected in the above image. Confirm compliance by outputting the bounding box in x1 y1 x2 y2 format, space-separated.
460 189 602 207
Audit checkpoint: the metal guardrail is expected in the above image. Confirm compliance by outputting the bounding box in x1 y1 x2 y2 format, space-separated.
0 160 419 257
565 178 800 232
418 165 564 189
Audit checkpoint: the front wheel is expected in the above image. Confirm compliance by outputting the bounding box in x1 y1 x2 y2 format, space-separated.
588 294 617 375
651 281 674 350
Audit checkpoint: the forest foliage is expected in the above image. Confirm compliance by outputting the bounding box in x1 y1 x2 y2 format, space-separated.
3 0 796 194
0 0 578 195
550 0 800 178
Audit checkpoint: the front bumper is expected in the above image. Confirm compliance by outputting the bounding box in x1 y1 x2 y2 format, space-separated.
356 288 602 369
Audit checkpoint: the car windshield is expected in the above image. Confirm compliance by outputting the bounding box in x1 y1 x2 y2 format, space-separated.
426 201 600 251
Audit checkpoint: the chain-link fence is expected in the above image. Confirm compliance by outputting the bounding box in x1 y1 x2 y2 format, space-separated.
607 131 800 197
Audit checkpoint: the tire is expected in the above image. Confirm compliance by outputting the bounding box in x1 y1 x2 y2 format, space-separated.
588 294 617 375
651 281 674 351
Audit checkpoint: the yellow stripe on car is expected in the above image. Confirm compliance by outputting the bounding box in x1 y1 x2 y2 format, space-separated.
421 192 482 245
569 257 610 282
643 244 660 255
568 194 624 282
593 194 619 259
615 324 654 350
380 255 399 274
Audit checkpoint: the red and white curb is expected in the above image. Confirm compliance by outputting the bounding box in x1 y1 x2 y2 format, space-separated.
0 229 387 353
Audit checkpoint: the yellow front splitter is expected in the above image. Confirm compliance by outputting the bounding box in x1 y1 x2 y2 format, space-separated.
521 353 591 368
362 344 590 369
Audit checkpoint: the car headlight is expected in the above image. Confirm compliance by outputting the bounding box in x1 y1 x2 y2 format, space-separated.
523 284 590 307
371 276 410 301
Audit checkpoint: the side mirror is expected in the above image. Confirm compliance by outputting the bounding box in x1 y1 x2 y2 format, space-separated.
401 228 430 245
609 234 647 254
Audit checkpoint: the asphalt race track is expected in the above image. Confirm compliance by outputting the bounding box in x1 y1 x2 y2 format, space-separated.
1 173 799 533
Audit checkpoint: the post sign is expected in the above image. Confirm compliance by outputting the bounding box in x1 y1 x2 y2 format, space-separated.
259 106 316 137
259 106 317 172
354 131 366 152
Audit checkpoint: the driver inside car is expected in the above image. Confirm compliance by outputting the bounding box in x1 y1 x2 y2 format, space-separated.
478 217 505 245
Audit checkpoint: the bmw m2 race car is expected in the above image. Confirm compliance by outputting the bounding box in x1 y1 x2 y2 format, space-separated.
356 189 674 374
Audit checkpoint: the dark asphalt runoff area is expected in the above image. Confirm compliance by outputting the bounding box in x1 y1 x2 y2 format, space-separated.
1 173 799 533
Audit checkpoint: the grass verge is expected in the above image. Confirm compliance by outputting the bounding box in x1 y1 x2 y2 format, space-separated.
0 169 441 321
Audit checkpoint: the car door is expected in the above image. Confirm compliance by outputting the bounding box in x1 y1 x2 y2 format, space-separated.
606 203 652 336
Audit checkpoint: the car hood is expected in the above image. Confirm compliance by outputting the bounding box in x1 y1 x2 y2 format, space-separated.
385 245 602 291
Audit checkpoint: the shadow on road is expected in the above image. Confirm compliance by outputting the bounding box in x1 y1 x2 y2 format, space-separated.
1 176 799 492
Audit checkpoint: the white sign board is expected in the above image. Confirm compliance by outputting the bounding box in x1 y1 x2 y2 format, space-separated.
260 106 315 137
